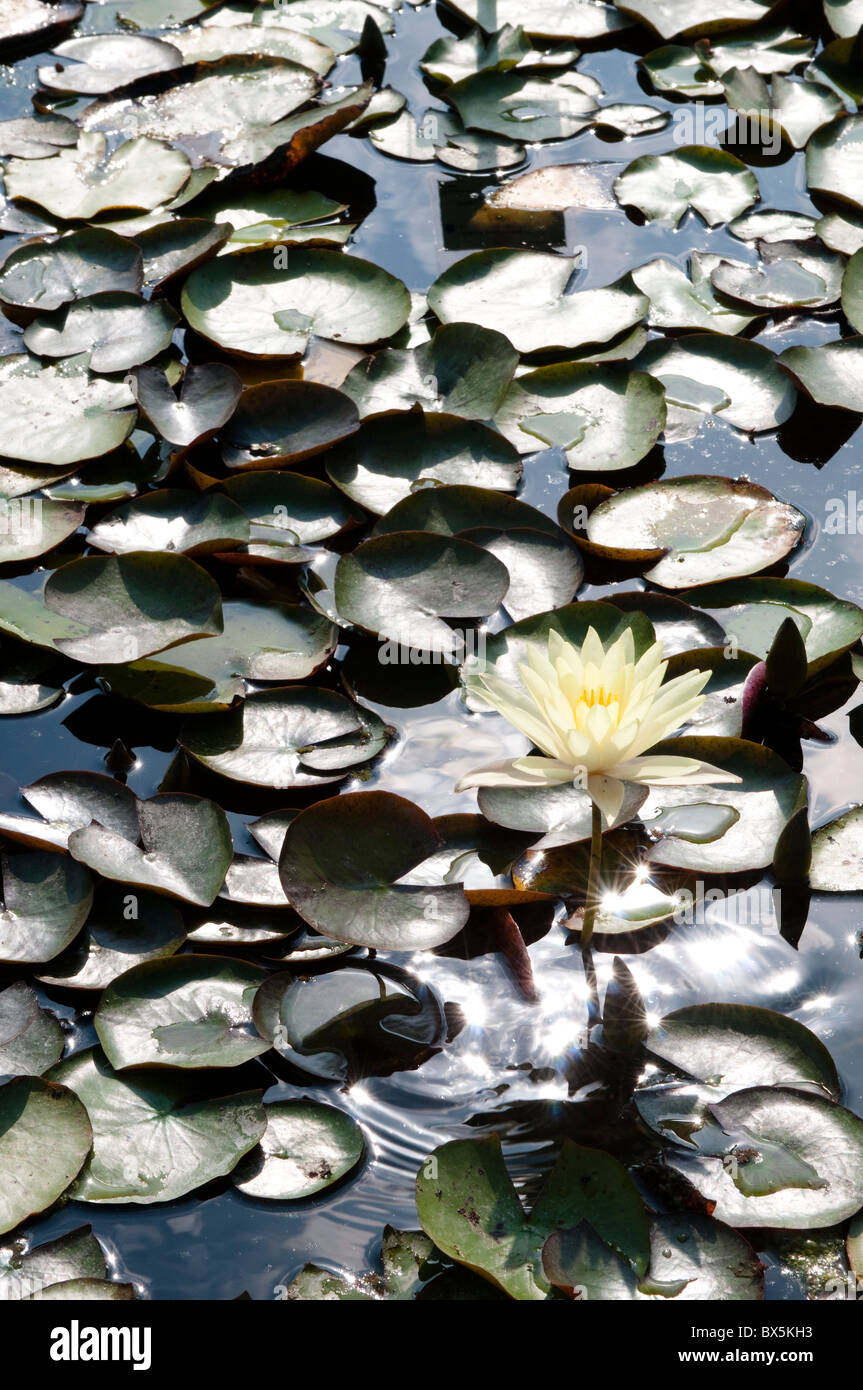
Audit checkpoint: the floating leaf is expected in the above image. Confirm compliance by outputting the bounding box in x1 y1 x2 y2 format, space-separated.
806 114 863 211
24 293 178 374
0 229 142 314
325 411 521 515
0 356 136 466
335 532 509 656
615 0 785 39
0 1077 91 1236
37 885 186 991
255 0 396 55
684 578 863 675
179 687 386 787
278 791 470 950
0 0 82 55
428 250 647 354
0 981 63 1078
0 112 77 159
416 1135 649 1300
221 381 359 468
635 333 796 439
131 362 242 448
494 363 665 468
171 21 336 74
647 1004 839 1096
87 489 248 556
94 955 268 1070
778 339 863 413
0 495 84 564
446 70 597 143
632 254 758 335
51 1047 266 1198
441 0 627 39
38 34 183 95
68 792 233 907
232 1100 364 1199
4 133 191 219
585 476 804 589
0 850 93 964
220 471 356 543
615 146 759 228
182 247 411 356
810 807 863 892
0 1226 107 1301
341 323 518 421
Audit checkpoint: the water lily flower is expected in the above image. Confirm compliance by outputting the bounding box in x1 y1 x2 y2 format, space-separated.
457 626 740 825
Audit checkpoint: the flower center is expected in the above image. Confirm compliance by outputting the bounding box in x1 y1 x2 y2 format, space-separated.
578 686 616 709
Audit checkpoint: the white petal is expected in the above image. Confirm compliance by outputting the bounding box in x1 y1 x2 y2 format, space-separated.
587 774 626 826
455 757 575 791
608 755 742 785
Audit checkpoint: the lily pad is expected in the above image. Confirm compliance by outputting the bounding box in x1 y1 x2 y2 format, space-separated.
182 247 411 357
68 792 233 907
0 850 93 964
221 472 356 543
325 411 521 516
841 248 863 335
0 356 136 466
278 790 471 950
255 0 395 55
221 380 359 468
683 578 863 675
179 687 387 787
614 146 759 229
416 1135 649 1300
0 229 143 314
446 70 597 143
335 532 510 657
585 476 804 589
0 495 84 565
232 1099 364 1199
441 0 627 39
341 323 518 421
810 807 863 892
94 955 268 1070
0 1076 91 1236
170 22 336 74
615 0 785 39
0 112 77 159
635 333 796 439
38 34 183 95
51 1047 267 1198
428 250 648 354
0 771 140 853
806 115 863 211
87 489 248 556
647 1004 840 1096
0 982 64 1078
130 362 242 448
494 363 665 468
369 107 526 171
666 1086 863 1228
779 339 863 413
37 885 186 991
4 133 191 220
0 0 82 55
632 254 758 335
24 293 179 375
102 598 336 712
0 1226 107 1301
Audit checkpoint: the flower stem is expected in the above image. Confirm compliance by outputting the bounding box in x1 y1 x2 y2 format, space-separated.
580 801 603 951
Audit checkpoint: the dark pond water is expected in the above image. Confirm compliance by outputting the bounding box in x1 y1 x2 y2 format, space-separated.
2 0 863 1300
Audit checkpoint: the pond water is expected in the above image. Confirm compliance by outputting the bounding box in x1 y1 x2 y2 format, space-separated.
1 0 863 1300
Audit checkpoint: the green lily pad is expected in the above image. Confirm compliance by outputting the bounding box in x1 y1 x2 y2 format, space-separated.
131 362 242 448
684 578 863 675
441 0 627 39
94 955 268 1070
37 884 186 991
824 0 863 35
632 253 759 334
642 737 807 873
278 790 470 950
102 598 336 712
23 292 178 374
51 1047 266 1198
710 242 843 310
171 21 336 73
325 411 521 516
647 1004 840 1096
135 217 232 289
0 356 136 466
420 23 537 84
810 807 863 891
816 205 863 255
635 333 796 439
667 1086 863 1228
0 771 140 853
255 0 395 55
0 112 77 159
182 247 410 357
0 1226 106 1301
807 114 863 211
372 484 559 541
81 57 320 166
335 532 509 656
0 229 143 314
427 250 647 354
585 476 804 589
729 208 819 243
68 792 233 907
38 34 183 95
40 552 223 664
841 247 863 335
641 27 813 96
28 1278 136 1300
369 107 526 171
615 146 759 228
416 1135 649 1300
723 69 844 150
0 0 82 54
4 133 191 219
221 472 356 543
615 0 784 39
0 982 64 1077
494 363 666 468
232 1099 364 1199
0 495 84 564
87 489 248 556
446 70 597 143
0 1077 92 1236
341 323 518 421
212 81 372 169
778 339 863 413
179 687 387 787
0 640 66 715
0 850 93 964
221 380 359 468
